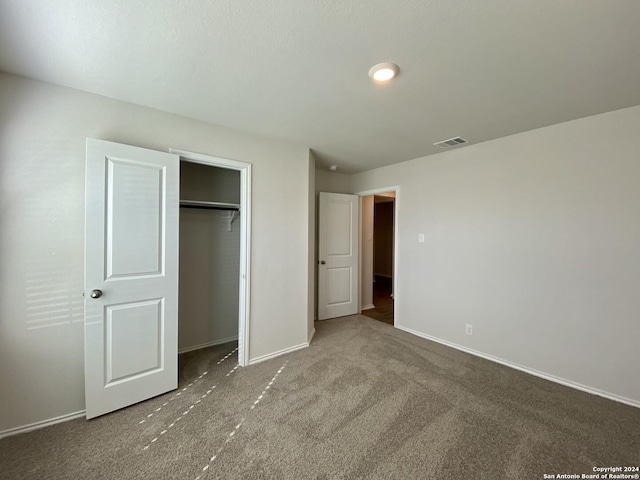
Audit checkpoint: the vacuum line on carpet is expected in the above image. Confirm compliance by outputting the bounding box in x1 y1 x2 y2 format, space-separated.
193 361 288 479
141 362 238 451
217 347 238 365
138 347 238 425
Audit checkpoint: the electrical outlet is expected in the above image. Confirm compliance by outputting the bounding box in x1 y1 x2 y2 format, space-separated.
418 233 425 243
465 324 473 336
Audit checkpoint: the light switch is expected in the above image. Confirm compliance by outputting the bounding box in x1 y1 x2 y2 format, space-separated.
418 233 425 243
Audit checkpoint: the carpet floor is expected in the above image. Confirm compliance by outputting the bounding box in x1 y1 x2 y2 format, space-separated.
0 315 638 479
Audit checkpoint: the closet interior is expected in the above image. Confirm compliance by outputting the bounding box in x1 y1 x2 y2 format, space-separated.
178 160 241 354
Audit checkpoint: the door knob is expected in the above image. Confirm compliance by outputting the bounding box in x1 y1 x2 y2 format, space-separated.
320 260 326 265
89 289 103 299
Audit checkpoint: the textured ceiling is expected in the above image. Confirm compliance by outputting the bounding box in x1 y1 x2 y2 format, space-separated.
1 0 639 173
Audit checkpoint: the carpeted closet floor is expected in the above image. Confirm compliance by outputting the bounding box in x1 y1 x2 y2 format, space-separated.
0 315 637 479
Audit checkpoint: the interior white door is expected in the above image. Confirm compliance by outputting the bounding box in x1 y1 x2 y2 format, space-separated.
318 192 359 320
84 138 179 419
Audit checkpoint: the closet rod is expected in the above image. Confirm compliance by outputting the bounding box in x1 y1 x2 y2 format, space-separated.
180 200 240 211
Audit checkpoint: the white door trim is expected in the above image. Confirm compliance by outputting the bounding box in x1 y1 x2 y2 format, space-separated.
170 148 252 367
355 186 400 327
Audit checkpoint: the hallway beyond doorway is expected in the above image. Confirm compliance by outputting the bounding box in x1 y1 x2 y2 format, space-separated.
361 275 393 325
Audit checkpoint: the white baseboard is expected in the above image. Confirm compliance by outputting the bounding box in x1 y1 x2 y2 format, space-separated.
249 342 309 365
308 327 316 344
396 325 640 409
178 336 238 354
361 304 375 311
0 410 86 440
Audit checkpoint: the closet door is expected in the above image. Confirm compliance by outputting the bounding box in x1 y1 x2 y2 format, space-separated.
84 139 179 419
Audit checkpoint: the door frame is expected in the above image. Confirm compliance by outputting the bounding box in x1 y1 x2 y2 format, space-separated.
355 186 400 327
170 148 252 367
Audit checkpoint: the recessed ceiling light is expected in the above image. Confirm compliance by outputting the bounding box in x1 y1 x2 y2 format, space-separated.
368 62 399 82
329 165 338 172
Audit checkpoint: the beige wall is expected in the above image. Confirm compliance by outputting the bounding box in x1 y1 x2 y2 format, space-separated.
0 73 312 432
315 168 352 195
351 106 640 404
180 161 240 204
179 208 240 351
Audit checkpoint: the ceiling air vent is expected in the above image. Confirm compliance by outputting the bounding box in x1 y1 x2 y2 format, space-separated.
434 136 467 148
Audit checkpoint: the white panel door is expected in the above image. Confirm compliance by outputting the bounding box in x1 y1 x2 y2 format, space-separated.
84 139 179 419
318 192 359 320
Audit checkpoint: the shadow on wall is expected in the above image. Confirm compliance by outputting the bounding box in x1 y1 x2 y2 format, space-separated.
25 259 83 330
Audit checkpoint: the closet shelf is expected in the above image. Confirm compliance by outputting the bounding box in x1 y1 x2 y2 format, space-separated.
180 200 240 211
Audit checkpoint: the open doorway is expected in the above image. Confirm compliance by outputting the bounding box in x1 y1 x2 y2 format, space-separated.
171 148 252 367
178 160 241 356
359 189 397 326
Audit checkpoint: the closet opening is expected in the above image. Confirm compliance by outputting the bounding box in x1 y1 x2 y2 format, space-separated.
172 149 252 367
